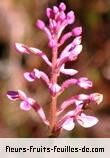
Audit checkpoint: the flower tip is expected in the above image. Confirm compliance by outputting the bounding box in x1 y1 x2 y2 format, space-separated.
15 43 28 54
53 6 59 14
72 27 82 36
36 20 45 30
46 8 52 18
78 77 93 89
24 72 35 82
7 91 19 101
67 11 75 24
33 69 41 78
59 2 66 11
90 93 103 104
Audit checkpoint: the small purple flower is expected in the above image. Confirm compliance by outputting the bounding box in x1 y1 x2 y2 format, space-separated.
7 90 49 125
24 68 49 85
7 90 34 111
7 91 19 100
77 77 93 89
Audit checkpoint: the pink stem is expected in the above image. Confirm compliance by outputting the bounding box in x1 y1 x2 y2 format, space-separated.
50 45 58 134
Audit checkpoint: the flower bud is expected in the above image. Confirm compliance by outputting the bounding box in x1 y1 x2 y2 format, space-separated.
72 27 82 36
59 2 66 11
67 11 75 24
90 93 103 104
36 20 45 30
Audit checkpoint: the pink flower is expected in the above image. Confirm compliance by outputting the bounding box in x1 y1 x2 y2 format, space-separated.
58 93 103 114
60 77 92 94
57 105 98 131
7 90 49 125
24 68 50 85
77 77 93 89
15 43 52 67
7 90 34 111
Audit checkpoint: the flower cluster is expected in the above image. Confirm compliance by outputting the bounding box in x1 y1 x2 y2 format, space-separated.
7 2 103 136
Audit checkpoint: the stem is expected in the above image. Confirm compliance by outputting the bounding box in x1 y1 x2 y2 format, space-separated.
50 46 58 134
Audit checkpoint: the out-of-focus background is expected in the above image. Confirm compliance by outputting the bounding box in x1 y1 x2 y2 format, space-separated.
0 0 110 137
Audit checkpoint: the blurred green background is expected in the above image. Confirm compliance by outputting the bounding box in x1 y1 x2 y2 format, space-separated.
0 0 110 137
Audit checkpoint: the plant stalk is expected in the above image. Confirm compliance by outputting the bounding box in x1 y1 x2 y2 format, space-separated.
50 45 58 134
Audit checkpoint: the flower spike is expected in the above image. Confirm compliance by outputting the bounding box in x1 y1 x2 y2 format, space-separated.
7 2 103 136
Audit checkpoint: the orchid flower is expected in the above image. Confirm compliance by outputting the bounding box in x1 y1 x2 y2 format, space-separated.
7 90 49 125
7 2 103 137
56 104 99 131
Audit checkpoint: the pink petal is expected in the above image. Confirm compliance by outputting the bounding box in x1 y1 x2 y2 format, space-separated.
60 43 73 59
72 27 82 36
46 8 53 18
34 68 50 85
59 2 66 11
53 6 59 13
33 69 41 78
15 43 52 66
57 110 74 129
15 43 29 54
67 11 75 24
36 20 45 30
32 102 49 126
77 77 93 89
60 65 78 76
77 94 89 100
59 94 88 113
24 72 36 82
57 23 68 39
59 32 72 45
18 90 27 100
20 101 31 111
39 71 50 85
57 44 82 68
29 47 52 67
77 113 99 128
60 39 81 59
72 36 82 45
60 96 76 111
43 27 52 40
27 98 36 105
62 118 75 131
60 78 91 93
58 11 66 21
75 100 83 106
24 68 50 85
36 19 51 40
61 78 77 92
70 44 82 57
